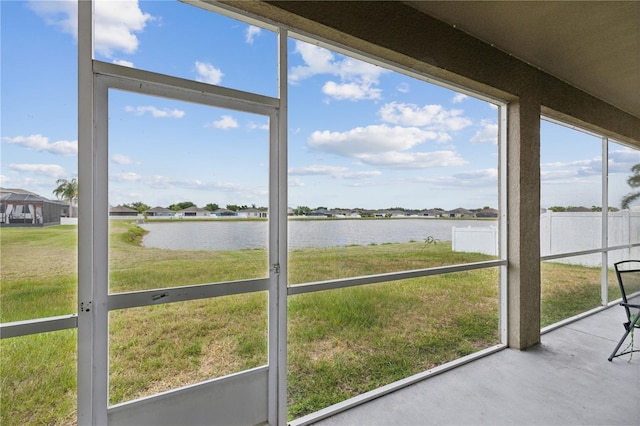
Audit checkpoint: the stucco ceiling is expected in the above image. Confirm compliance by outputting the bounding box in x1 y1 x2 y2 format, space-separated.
404 1 640 119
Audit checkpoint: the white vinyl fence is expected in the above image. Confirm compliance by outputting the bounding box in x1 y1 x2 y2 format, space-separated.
452 210 640 267
451 226 498 256
60 217 79 225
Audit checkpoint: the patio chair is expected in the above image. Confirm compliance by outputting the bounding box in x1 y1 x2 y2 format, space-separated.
608 260 640 361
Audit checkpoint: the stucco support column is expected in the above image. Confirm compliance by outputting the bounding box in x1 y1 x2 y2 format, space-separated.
507 96 541 350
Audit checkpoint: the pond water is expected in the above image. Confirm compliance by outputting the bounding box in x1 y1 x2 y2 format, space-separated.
139 219 496 251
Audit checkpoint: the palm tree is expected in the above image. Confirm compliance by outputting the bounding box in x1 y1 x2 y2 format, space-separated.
621 164 640 209
52 178 78 217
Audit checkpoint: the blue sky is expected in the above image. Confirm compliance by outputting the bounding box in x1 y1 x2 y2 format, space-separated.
2 0 638 211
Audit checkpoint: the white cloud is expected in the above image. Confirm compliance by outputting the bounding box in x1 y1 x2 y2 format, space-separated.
288 178 305 187
113 59 134 67
9 163 67 178
112 154 133 165
247 121 269 131
0 174 58 194
307 125 467 169
245 25 261 44
309 125 437 156
124 105 185 118
28 1 77 37
542 158 606 178
2 134 77 156
148 175 173 189
94 0 153 57
379 102 472 132
540 169 584 183
397 83 410 93
542 159 593 168
195 61 224 85
341 170 382 179
289 165 381 180
609 148 640 172
540 156 606 183
290 40 387 101
208 115 239 130
357 151 466 169
470 121 498 144
289 165 349 176
112 172 141 182
436 132 453 143
416 168 497 189
336 57 385 83
576 167 602 177
29 0 153 58
289 42 339 82
322 81 381 101
148 175 203 190
452 93 469 104
146 175 255 197
460 168 497 178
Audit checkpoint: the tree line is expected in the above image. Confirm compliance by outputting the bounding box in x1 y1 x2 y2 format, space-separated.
119 202 266 214
52 164 640 215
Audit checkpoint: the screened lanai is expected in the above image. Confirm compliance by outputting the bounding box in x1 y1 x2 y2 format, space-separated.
0 189 65 226
1 1 639 425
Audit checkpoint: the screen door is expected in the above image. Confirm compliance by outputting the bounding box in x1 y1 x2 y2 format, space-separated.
78 65 283 425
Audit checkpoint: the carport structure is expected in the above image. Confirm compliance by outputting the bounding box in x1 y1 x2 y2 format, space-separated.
0 188 65 226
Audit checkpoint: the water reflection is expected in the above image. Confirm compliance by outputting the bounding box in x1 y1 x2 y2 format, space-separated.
140 219 495 251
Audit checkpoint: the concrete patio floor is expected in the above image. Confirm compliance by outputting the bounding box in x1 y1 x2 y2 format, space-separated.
312 300 640 426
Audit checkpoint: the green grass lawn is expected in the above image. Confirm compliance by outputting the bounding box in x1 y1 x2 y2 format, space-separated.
0 222 625 425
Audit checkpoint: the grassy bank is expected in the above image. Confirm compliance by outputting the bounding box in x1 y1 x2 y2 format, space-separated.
0 222 623 424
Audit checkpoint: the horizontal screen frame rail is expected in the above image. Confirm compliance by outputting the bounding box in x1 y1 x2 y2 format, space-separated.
540 243 640 262
1 314 78 339
288 259 506 296
2 260 506 337
94 60 279 117
108 278 270 311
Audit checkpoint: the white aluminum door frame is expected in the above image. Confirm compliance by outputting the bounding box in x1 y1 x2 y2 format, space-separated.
77 3 288 424
78 2 107 423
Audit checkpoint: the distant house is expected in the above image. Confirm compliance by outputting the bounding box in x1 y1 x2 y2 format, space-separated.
212 208 237 217
419 209 443 218
446 208 474 218
144 206 176 217
476 208 499 218
238 208 268 218
331 209 363 218
1 188 66 226
387 210 407 217
109 205 138 217
330 209 347 217
179 206 210 217
308 209 330 217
